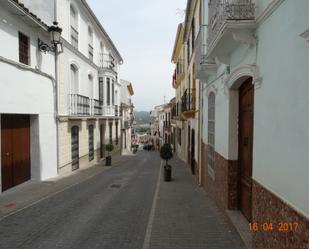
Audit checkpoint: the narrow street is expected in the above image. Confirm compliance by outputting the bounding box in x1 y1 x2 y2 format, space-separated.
0 151 245 249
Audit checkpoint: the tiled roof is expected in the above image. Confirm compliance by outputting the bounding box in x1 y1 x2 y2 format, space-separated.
10 0 49 29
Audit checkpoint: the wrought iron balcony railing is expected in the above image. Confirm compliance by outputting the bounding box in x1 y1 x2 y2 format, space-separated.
99 53 116 71
115 105 119 117
91 99 102 116
70 94 90 116
181 88 196 113
208 0 255 49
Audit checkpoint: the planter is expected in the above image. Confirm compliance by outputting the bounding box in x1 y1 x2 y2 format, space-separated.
105 155 112 166
164 165 172 182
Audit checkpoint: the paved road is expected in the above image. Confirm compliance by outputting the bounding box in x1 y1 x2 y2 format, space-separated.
0 151 245 249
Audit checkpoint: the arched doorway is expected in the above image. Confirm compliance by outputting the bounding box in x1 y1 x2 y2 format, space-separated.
238 78 254 221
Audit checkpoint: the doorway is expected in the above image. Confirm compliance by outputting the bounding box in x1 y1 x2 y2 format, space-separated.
1 115 31 191
71 126 79 171
238 78 254 221
100 124 105 158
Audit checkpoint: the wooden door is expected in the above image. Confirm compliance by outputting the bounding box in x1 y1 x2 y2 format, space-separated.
71 126 79 171
238 78 254 221
187 125 191 164
1 115 30 191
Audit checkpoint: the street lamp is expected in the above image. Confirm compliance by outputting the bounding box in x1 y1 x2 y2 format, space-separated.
48 22 62 45
38 22 63 53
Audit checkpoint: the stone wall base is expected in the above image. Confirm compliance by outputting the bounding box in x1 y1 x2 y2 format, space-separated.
252 180 309 249
201 143 238 210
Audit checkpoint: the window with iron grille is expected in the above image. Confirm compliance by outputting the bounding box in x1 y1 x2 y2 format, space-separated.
107 78 110 105
208 92 215 178
109 122 113 144
70 5 78 49
115 122 119 145
88 125 94 161
71 126 79 171
112 80 115 105
99 77 104 104
19 32 29 65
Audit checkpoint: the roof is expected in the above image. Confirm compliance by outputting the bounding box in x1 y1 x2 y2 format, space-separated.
81 0 123 63
8 0 49 30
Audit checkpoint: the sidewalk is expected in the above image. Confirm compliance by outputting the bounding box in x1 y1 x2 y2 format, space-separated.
0 154 127 220
148 156 247 249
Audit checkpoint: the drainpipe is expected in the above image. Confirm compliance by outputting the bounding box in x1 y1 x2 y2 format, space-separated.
54 0 60 175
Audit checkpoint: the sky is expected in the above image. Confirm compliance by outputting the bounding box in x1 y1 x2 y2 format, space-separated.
87 0 187 112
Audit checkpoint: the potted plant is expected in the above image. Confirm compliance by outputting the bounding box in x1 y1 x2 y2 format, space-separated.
132 144 138 154
105 144 114 166
160 143 173 182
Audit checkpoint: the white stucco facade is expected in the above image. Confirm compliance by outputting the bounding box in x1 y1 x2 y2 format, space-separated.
0 1 57 191
198 0 309 218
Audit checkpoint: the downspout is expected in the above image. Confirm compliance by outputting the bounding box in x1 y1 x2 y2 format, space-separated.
54 0 60 175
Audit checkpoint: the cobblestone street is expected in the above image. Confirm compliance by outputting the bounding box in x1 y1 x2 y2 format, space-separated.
0 151 245 249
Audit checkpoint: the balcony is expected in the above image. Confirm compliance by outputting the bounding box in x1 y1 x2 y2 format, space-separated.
115 105 119 117
102 105 116 116
195 25 218 80
69 94 90 116
175 59 185 86
99 53 116 73
181 88 196 119
207 0 256 64
91 99 102 116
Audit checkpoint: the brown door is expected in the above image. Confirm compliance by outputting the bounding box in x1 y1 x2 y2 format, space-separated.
238 78 254 221
1 115 31 191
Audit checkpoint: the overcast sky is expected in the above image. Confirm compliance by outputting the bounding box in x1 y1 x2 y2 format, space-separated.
87 0 187 112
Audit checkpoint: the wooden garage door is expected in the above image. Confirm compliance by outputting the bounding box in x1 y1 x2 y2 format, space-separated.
239 78 254 221
1 115 31 191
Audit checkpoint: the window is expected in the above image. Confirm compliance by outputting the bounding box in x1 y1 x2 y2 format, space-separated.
88 74 93 99
99 77 104 104
88 125 94 161
109 122 113 144
106 78 110 105
115 122 119 145
88 26 93 61
71 126 79 171
112 80 115 105
70 64 78 94
178 128 182 146
70 5 78 49
208 92 215 178
19 32 29 65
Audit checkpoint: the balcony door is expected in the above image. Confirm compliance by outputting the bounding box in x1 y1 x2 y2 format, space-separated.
71 64 79 94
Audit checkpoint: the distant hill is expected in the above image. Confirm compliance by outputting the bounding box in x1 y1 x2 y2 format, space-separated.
134 111 150 125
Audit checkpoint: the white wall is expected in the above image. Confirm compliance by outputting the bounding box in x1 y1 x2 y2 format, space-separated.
253 0 309 216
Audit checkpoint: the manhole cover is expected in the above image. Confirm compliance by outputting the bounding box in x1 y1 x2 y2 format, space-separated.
110 184 121 188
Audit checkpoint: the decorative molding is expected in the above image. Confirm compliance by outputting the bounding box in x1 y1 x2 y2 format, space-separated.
225 64 263 89
206 83 218 97
256 0 285 25
300 29 309 46
232 31 256 45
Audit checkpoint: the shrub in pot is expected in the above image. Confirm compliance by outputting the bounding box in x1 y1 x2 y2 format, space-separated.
160 144 173 181
105 144 114 166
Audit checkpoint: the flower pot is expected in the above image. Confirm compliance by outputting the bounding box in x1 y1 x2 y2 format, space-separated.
106 155 112 166
164 165 172 182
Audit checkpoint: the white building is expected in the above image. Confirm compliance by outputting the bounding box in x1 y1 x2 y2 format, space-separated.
120 80 134 154
55 0 123 174
0 0 57 192
196 0 309 248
